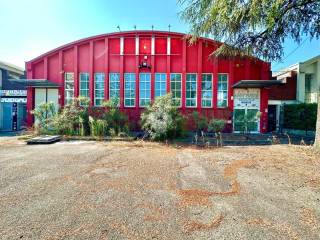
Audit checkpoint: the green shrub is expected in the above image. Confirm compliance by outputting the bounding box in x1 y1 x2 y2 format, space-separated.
102 98 129 136
208 119 226 133
283 103 317 131
191 111 208 132
31 102 57 134
89 116 107 137
141 94 185 140
52 97 89 135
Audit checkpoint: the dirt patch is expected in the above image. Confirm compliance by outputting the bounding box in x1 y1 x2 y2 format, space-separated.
300 208 318 231
183 214 223 233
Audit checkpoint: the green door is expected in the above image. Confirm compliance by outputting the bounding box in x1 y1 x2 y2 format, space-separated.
233 109 260 133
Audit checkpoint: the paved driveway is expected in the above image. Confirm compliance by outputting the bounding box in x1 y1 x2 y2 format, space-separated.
0 138 319 239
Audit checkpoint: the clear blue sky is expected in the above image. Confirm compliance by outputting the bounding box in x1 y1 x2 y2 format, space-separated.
0 0 319 71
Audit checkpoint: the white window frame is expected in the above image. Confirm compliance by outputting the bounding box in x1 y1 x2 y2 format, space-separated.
94 73 105 106
109 73 120 102
170 73 182 107
64 72 74 105
139 73 151 107
155 73 167 98
217 73 228 108
124 73 136 107
79 72 89 98
186 73 197 108
201 73 213 108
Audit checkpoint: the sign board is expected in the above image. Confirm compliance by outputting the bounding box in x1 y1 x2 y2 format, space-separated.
12 102 18 131
0 97 27 103
234 88 260 109
0 90 27 97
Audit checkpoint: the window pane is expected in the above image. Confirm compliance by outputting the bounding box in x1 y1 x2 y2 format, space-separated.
186 73 197 107
217 74 228 107
124 73 135 107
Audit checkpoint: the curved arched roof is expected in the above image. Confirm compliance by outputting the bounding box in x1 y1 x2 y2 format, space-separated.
27 30 222 63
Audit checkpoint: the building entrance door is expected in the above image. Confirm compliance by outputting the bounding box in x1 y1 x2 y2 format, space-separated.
268 105 277 132
233 88 261 133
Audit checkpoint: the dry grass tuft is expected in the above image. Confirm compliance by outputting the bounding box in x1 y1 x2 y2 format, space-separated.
300 208 318 231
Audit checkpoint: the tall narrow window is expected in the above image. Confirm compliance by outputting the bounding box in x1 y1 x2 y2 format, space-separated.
94 73 105 106
155 73 167 97
170 73 182 106
124 73 136 107
139 73 151 107
109 73 120 102
64 72 74 105
186 74 197 107
201 74 212 107
79 72 89 98
217 74 228 107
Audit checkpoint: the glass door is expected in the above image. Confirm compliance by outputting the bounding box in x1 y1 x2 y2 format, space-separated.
234 108 260 133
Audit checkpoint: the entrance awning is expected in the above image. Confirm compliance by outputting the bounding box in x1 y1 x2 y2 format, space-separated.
233 80 283 88
10 79 61 88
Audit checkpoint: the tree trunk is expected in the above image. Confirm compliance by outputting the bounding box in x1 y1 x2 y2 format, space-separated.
314 92 320 149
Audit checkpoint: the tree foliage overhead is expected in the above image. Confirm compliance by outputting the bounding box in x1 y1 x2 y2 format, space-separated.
179 0 320 61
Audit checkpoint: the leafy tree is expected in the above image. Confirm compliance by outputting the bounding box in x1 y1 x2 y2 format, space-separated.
102 98 129 136
141 94 185 140
180 0 320 149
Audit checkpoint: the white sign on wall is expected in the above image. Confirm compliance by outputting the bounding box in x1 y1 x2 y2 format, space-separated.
234 88 260 109
0 90 27 97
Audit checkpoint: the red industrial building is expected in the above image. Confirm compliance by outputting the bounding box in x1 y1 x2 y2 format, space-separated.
25 30 278 133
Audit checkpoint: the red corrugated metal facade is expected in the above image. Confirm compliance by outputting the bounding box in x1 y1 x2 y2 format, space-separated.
25 31 271 132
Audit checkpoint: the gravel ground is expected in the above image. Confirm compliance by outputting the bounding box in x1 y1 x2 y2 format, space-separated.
0 137 320 240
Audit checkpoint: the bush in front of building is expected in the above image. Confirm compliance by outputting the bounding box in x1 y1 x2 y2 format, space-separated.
31 102 57 134
51 98 86 135
208 118 226 146
141 94 185 140
102 98 129 137
283 103 317 132
191 111 209 133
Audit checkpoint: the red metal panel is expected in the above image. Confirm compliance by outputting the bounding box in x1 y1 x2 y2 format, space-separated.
139 37 151 55
124 38 135 54
213 57 218 108
186 42 198 72
120 55 124 108
228 59 234 110
124 55 136 72
197 40 202 111
202 42 214 73
109 55 120 72
109 38 120 54
78 44 90 72
104 38 109 100
135 55 139 109
89 41 94 105
48 54 59 83
181 39 186 110
33 61 44 78
93 40 105 72
74 45 79 97
62 48 74 72
155 37 167 54
170 55 182 73
44 57 48 79
260 88 269 133
154 55 166 72
151 54 155 101
58 50 63 106
171 38 182 54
